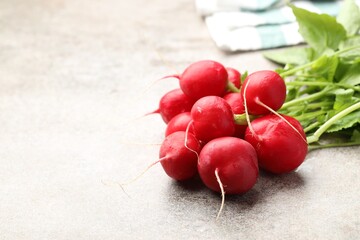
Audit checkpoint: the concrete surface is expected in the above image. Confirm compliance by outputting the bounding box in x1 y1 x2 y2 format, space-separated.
0 0 359 239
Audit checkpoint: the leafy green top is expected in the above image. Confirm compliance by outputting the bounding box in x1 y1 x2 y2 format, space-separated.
263 0 360 149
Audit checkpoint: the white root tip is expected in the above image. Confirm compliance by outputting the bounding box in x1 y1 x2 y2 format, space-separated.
101 179 132 199
139 74 180 99
119 158 165 187
215 168 225 221
154 49 180 75
122 111 158 127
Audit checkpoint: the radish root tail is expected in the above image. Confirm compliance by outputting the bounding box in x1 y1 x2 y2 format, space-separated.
144 109 161 116
122 108 161 127
101 179 132 199
139 74 180 97
120 157 166 187
242 78 258 139
122 109 160 126
184 120 199 162
215 168 225 221
155 49 180 75
255 98 307 144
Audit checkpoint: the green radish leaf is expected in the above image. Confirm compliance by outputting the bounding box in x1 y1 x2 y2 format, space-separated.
301 119 315 129
327 109 360 132
290 4 346 55
332 88 355 110
285 88 297 102
266 3 360 146
338 62 360 86
262 47 313 66
338 36 360 63
340 35 360 46
337 0 360 36
335 62 351 82
241 70 248 84
310 54 339 82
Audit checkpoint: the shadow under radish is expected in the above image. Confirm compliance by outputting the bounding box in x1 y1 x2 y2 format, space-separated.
166 169 306 202
222 188 262 207
169 172 206 194
206 170 306 205
256 169 306 193
169 174 206 192
163 168 307 222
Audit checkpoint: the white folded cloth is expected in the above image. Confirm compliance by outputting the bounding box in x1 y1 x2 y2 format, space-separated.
195 0 356 52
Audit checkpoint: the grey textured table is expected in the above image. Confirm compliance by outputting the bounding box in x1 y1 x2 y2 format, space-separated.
1 1 359 239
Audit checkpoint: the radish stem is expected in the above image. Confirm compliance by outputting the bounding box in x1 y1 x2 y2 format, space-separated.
294 110 327 121
227 81 240 93
309 141 360 150
334 44 360 56
281 87 333 109
307 101 360 144
303 122 321 133
280 45 360 78
286 81 360 91
234 113 257 125
280 61 314 78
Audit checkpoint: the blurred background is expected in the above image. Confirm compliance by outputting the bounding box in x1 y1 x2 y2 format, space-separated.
1 1 359 239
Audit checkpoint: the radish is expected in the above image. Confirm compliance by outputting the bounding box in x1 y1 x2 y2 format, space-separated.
159 131 201 181
241 70 286 115
244 114 308 174
198 137 258 219
226 67 241 92
223 92 247 138
198 137 258 193
165 112 193 137
168 60 229 100
148 88 195 124
191 96 235 142
223 92 244 114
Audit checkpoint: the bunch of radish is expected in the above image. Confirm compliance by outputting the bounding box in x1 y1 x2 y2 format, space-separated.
142 60 308 219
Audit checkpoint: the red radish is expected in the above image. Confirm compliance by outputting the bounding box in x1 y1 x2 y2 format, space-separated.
148 88 195 124
244 114 308 174
191 96 235 142
226 67 241 91
165 112 193 137
223 93 247 138
159 131 201 181
198 137 258 194
241 70 286 115
168 60 228 100
223 92 244 114
198 137 258 219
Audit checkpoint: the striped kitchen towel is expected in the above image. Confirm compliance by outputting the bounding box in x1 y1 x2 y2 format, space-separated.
196 0 285 15
195 0 357 52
